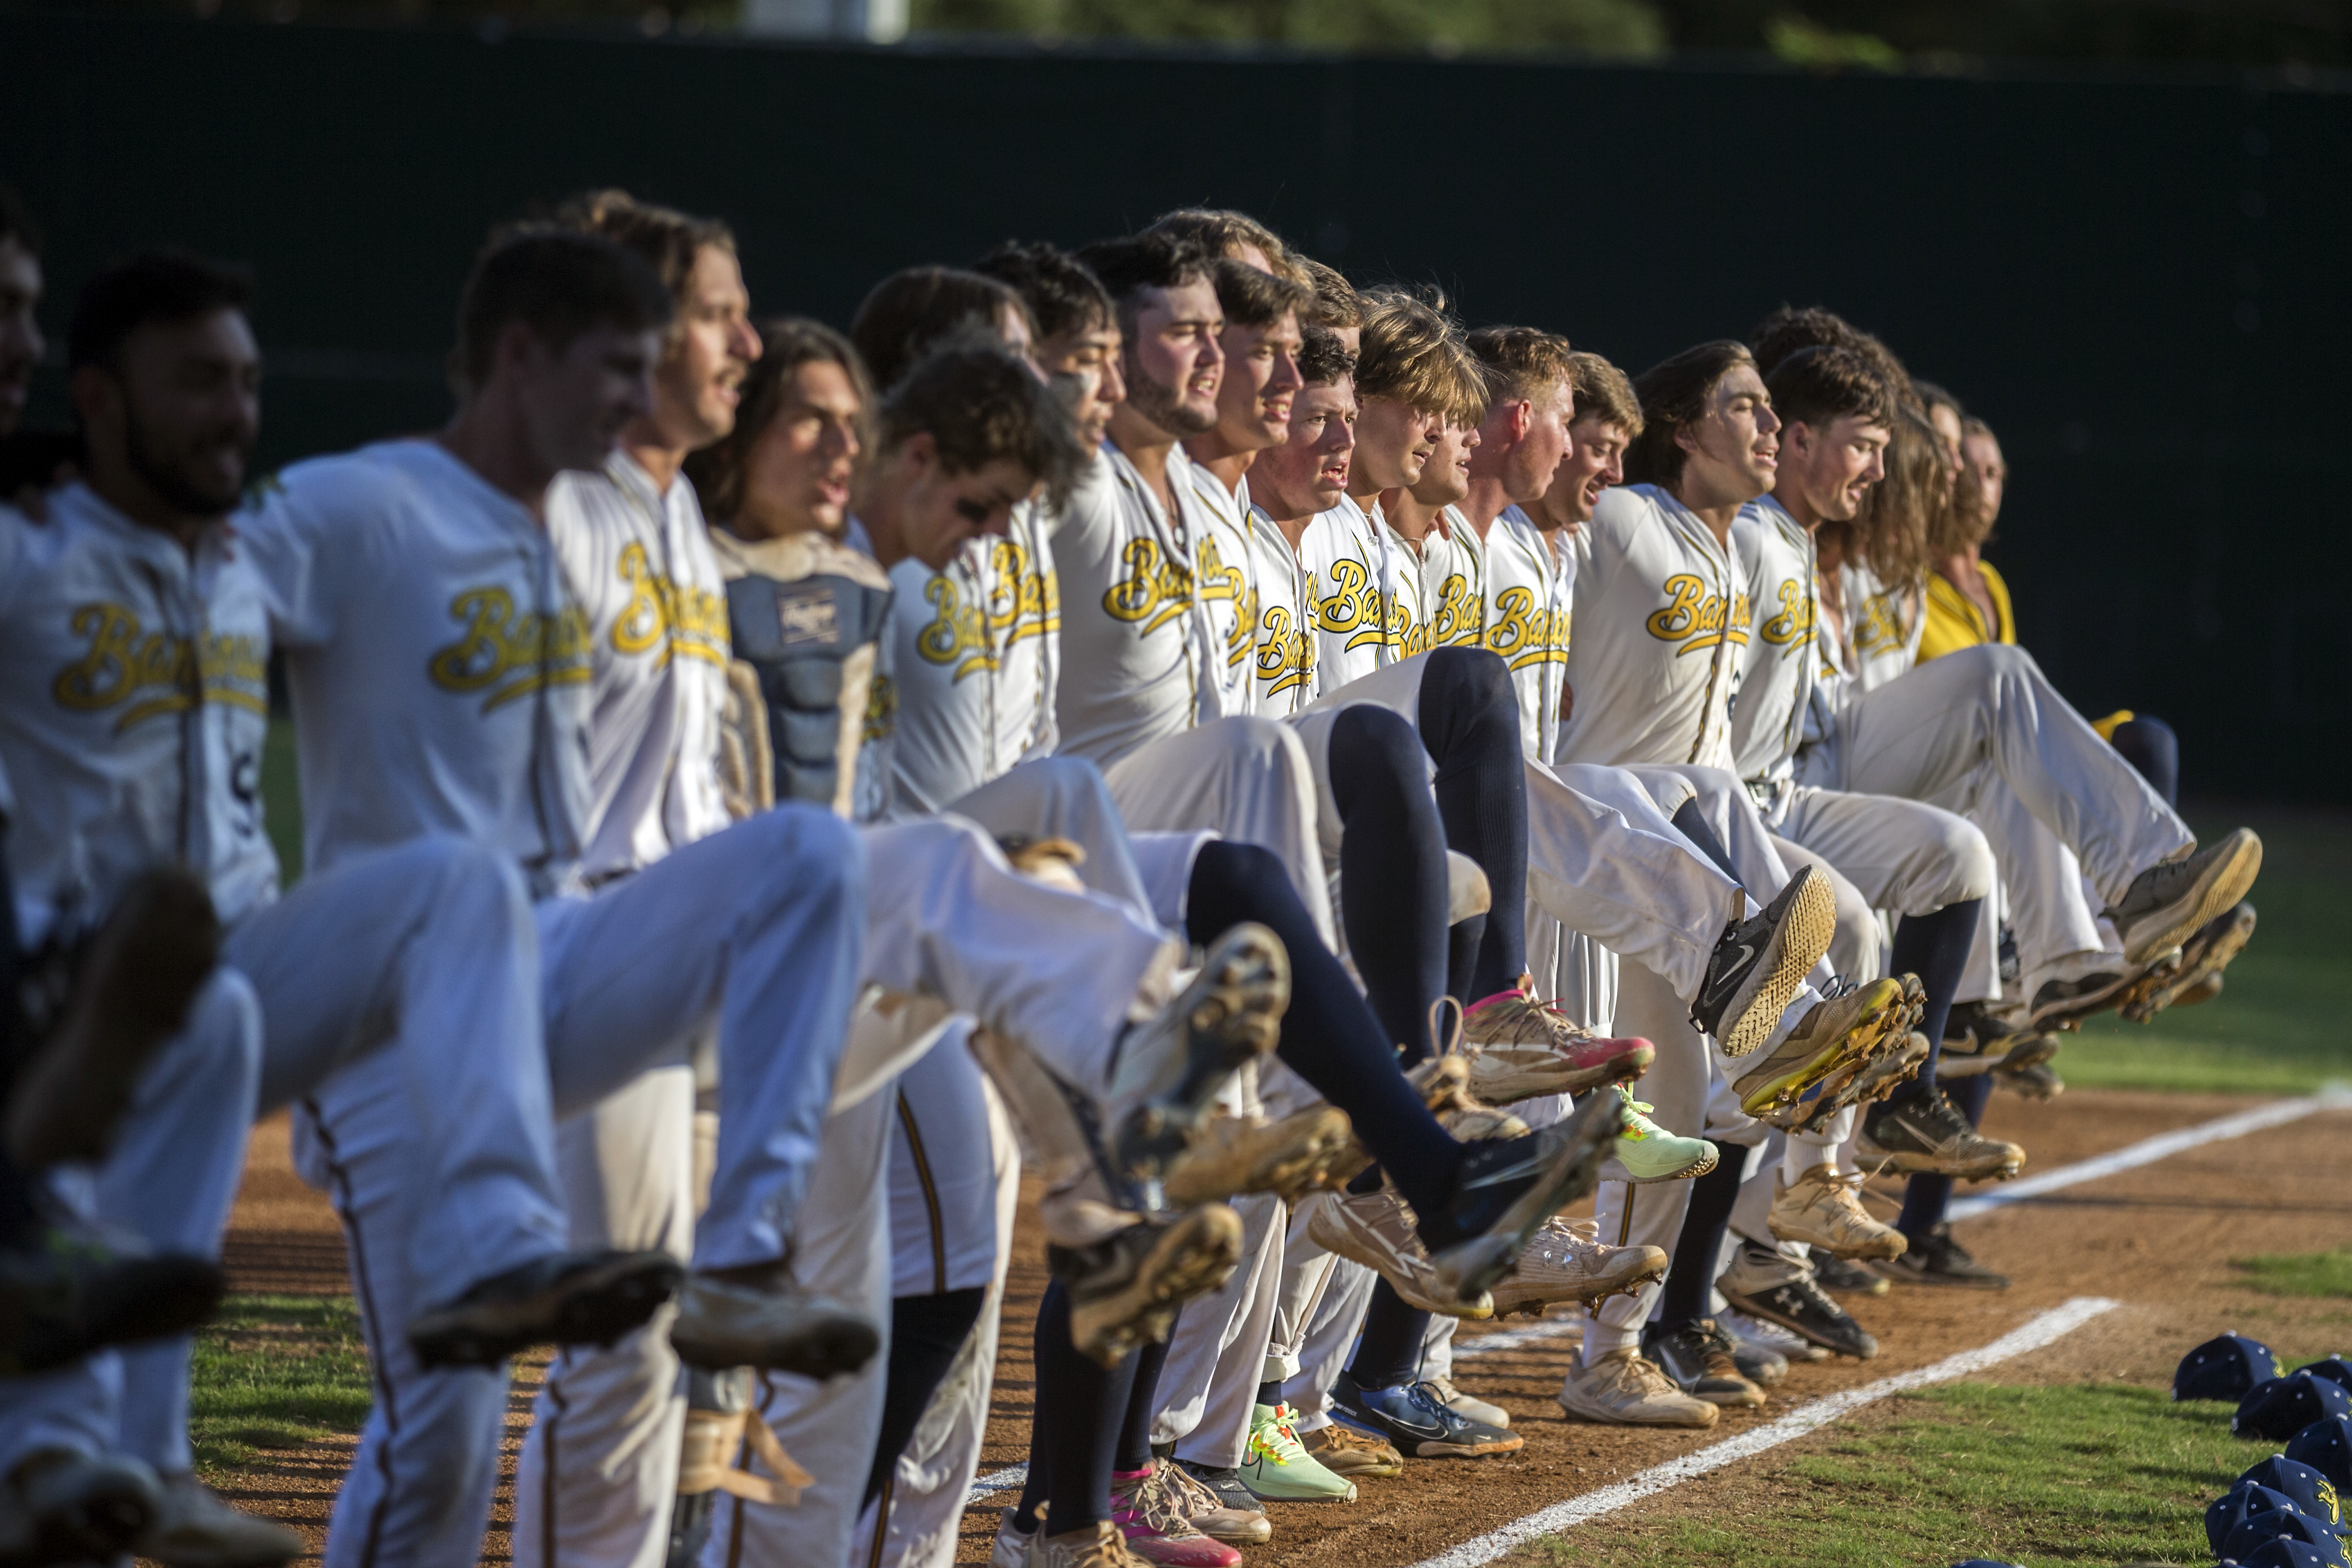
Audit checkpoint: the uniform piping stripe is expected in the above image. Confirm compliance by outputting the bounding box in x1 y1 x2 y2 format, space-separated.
895 1090 950 1295
305 1100 402 1568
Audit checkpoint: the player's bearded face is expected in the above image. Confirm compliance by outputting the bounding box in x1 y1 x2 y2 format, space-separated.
112 310 260 518
522 325 660 475
1121 280 1223 438
656 245 759 450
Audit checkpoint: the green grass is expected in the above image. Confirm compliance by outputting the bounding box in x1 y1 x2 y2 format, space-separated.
2234 1249 2352 1300
1519 1382 2262 1568
188 1294 373 1474
263 717 303 885
2053 806 2352 1097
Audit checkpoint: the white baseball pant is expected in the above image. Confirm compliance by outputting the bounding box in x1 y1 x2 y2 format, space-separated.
1803 643 2193 907
1150 1193 1287 1469
1966 779 2107 983
1285 1254 1377 1430
309 806 866 1568
0 971 260 1479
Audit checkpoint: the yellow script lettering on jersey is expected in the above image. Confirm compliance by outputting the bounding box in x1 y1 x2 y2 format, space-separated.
1431 574 1484 649
1312 557 1395 655
428 587 593 713
609 542 730 669
914 574 995 682
1644 574 1752 657
1102 537 1193 637
1853 590 1909 659
1488 586 1567 672
52 603 269 732
1758 576 1814 648
1254 603 1314 700
1194 534 1257 671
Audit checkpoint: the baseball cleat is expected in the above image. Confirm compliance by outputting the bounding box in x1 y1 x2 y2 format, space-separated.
6 868 220 1172
1056 1205 1243 1367
1771 1030 1929 1136
1875 1223 2011 1290
0 1218 225 1378
1107 1463 1241 1566
1153 1457 1271 1541
1644 1318 1765 1408
2119 901 2256 1022
1109 924 1290 1188
1767 1164 1907 1261
132 1472 304 1568
1422 1085 1628 1308
1810 1252 1890 1298
1462 1037 1654 1105
1719 1244 1879 1358
1610 1087 1719 1183
2110 828 2263 966
1556 1348 1718 1429
1734 977 1907 1118
1723 1306 1827 1364
668 1271 879 1376
1935 999 2053 1078
988 1508 1037 1568
1485 1216 1667 1316
1691 866 1837 1059
1731 1335 1788 1386
1331 1372 1522 1458
1161 1105 1354 1207
412 1247 683 1369
1033 1520 1154 1568
1237 1404 1357 1501
1299 1422 1404 1477
1997 1058 2067 1101
0 1449 164 1567
2026 960 2137 1032
1304 1191 1493 1318
1856 1090 2024 1182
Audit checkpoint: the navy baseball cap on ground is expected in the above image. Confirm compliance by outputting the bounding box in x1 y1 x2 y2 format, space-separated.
2290 1419 2352 1491
2243 1456 2347 1525
2241 1375 2352 1441
2184 1335 2287 1402
2225 1511 2351 1567
2239 1538 2352 1568
2303 1359 2352 1395
2213 1485 2316 1556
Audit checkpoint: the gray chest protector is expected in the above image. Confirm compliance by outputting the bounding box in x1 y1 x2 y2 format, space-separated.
726 571 894 813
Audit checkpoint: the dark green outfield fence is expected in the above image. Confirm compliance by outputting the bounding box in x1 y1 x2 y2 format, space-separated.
6 12 2349 801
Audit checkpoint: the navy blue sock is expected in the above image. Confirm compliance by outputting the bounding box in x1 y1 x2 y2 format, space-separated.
1656 1148 1750 1332
1346 1279 1430 1391
1327 705 1451 1049
1887 898 1985 1098
1418 648 1530 998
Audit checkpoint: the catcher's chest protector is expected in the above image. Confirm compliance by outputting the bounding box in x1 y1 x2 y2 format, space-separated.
726 571 894 809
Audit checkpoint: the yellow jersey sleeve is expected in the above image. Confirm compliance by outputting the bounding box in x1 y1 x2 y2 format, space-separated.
1919 559 2016 663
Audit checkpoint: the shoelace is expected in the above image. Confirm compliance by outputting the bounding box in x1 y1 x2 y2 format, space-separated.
1250 1406 1306 1464
1406 1381 1471 1430
1615 1087 1665 1139
1116 1469 1197 1537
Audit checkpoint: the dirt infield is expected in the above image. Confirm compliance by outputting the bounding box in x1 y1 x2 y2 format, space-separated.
210 1088 2352 1566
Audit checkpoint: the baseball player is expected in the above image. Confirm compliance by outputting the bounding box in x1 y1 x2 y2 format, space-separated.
232 228 882 1568
0 250 695 1568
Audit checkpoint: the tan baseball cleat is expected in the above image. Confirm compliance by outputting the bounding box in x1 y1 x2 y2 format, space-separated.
1555 1348 1720 1429
1767 1164 1908 1261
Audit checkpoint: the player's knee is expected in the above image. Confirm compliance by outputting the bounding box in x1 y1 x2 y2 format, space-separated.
1427 645 1512 713
1941 821 1998 905
1192 839 1290 912
1328 702 1422 780
758 803 867 908
406 833 532 917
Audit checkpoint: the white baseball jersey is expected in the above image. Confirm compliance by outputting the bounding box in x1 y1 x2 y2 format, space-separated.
1841 561 1923 693
887 501 1059 814
240 439 595 897
548 456 732 881
1479 505 1575 765
1238 506 1318 715
1557 483 1749 770
1184 463 1267 717
1727 495 1826 800
1051 443 1227 766
1299 495 1410 689
0 484 277 944
1418 507 1488 653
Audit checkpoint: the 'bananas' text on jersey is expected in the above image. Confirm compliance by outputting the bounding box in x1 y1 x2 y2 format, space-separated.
51 602 269 732
1645 573 1752 657
1756 576 1815 648
1309 557 1402 656
1101 537 1193 637
1486 585 1569 672
609 542 731 669
427 587 594 713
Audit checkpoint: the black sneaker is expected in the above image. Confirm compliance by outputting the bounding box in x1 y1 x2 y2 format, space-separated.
1995 1059 2066 1101
1732 1339 1788 1385
2109 828 2263 966
410 1248 684 1368
1810 1253 1890 1298
2119 902 2256 1023
1719 1266 1880 1359
1691 866 1837 1058
1330 1371 1522 1457
1643 1319 1764 1408
1876 1224 2010 1290
1934 1001 2036 1079
1857 1089 2022 1181
2027 966 2134 1031
1420 1088 1625 1306
1174 1459 1263 1520
0 1218 225 1378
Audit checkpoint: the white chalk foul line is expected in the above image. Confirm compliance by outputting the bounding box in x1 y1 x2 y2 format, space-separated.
1947 1085 2352 1222
966 1463 1028 1506
1405 1296 2120 1568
